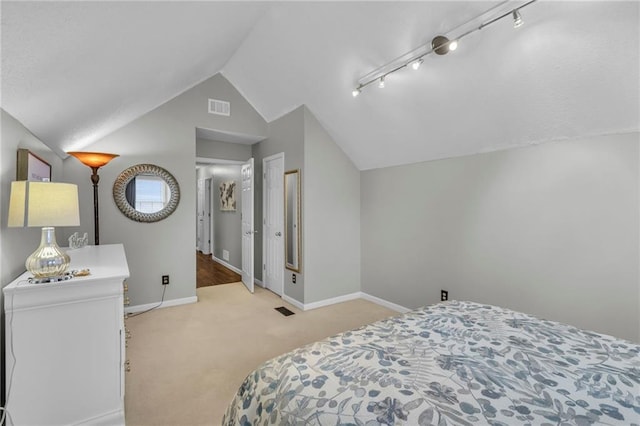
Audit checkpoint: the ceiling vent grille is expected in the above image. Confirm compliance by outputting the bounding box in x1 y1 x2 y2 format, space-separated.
208 99 230 116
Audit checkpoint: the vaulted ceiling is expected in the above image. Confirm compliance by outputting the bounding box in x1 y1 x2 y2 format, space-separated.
2 1 638 170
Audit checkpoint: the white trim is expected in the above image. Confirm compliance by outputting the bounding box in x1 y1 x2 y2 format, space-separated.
125 296 198 314
255 278 265 288
359 292 410 313
71 408 124 426
282 294 304 310
304 292 361 311
212 256 242 275
278 292 409 313
196 157 246 166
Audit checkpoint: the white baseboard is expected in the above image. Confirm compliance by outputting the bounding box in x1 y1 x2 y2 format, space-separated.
212 256 242 275
282 294 304 310
359 292 410 313
255 278 264 288
125 296 198 314
304 292 361 311
280 291 409 313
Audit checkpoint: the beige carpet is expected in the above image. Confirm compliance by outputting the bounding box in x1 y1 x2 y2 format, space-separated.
124 282 396 425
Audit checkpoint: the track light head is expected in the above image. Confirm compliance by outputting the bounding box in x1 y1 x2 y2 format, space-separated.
448 40 458 51
432 35 456 55
512 10 523 28
411 58 424 70
378 77 385 88
352 87 361 97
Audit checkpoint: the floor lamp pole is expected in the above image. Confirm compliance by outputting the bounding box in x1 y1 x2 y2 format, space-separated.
90 167 100 245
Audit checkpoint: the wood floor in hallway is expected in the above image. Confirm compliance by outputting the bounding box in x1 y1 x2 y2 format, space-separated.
196 250 241 287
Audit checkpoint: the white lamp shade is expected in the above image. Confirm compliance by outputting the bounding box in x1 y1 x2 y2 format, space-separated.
8 181 80 228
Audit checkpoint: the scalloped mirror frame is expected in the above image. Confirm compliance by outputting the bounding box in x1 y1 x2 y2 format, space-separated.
113 164 180 223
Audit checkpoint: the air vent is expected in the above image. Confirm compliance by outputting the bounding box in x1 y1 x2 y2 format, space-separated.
208 99 230 116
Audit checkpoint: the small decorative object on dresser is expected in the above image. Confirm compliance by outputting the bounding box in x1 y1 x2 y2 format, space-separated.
3 244 130 426
68 231 89 249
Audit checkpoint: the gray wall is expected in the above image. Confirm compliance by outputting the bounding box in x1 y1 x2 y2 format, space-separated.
252 107 305 300
63 74 267 307
196 138 251 162
251 106 363 305
303 108 360 303
361 132 639 342
197 164 243 269
1 109 67 286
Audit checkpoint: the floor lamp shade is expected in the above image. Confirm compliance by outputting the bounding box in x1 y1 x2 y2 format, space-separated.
67 152 119 169
8 181 80 278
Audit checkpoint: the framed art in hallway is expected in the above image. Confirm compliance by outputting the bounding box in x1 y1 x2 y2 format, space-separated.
16 149 51 181
219 180 236 211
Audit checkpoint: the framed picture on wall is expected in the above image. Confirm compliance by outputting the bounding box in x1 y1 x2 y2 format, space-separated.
17 149 52 182
219 180 236 211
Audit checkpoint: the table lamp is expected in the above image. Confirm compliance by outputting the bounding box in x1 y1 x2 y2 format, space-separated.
8 181 80 279
67 151 118 245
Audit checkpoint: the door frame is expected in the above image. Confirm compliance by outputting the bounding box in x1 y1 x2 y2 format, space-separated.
262 152 285 297
206 177 213 256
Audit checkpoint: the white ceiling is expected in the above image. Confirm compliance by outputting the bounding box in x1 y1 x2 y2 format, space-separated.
2 1 638 170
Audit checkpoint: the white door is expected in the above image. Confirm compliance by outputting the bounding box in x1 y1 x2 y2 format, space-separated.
202 178 212 254
263 153 284 296
197 179 205 251
241 159 255 293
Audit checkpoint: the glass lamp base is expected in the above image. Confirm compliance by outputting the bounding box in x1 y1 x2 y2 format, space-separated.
26 227 71 279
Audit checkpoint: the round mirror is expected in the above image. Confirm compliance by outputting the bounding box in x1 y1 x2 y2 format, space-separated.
113 164 180 222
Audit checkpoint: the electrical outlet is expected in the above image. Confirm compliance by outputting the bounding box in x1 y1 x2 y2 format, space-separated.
162 275 170 285
441 290 448 301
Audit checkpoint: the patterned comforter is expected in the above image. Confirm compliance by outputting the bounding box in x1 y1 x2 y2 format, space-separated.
223 301 640 425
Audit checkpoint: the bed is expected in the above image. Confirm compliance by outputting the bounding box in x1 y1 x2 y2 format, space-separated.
223 300 640 425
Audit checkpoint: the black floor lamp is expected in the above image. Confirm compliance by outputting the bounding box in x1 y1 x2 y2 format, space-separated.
68 152 119 245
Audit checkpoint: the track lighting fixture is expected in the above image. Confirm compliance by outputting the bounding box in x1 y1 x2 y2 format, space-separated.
431 35 452 55
512 10 523 28
351 0 537 97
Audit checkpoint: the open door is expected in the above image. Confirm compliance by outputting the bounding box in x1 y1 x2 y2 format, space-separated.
241 158 254 293
263 153 284 296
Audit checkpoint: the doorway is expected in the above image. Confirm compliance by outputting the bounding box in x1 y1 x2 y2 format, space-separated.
195 158 251 289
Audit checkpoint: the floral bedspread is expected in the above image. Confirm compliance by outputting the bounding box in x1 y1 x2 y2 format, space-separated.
222 301 640 425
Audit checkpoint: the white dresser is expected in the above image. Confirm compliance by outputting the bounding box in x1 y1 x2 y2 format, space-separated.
3 244 130 426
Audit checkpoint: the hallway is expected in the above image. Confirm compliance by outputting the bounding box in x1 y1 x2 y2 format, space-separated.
196 251 241 287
